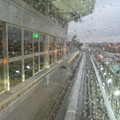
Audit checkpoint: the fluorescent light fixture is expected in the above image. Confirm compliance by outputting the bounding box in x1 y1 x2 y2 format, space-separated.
26 66 30 69
103 72 107 75
16 70 20 73
103 82 105 86
101 67 104 71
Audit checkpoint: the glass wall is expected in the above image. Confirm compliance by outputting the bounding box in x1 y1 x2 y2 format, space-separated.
9 60 22 87
40 55 45 70
40 34 45 52
24 30 33 55
49 36 55 51
0 23 66 92
8 26 22 58
24 58 33 79
34 33 39 53
34 56 39 73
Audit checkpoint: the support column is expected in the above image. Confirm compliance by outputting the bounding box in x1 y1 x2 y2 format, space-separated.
45 34 49 68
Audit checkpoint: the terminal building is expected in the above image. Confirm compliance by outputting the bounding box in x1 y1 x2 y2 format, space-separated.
0 0 119 120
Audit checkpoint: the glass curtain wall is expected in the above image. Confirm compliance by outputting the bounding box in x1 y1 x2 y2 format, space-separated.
0 23 66 93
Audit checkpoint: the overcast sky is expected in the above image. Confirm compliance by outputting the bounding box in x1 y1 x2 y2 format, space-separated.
68 0 120 43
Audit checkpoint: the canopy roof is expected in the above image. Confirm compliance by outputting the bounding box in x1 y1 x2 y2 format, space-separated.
51 0 96 22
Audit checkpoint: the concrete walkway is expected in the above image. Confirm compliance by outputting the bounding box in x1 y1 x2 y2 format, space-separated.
5 66 71 120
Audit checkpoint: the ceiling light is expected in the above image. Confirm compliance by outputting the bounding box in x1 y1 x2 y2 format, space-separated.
103 72 107 75
107 78 112 83
26 66 30 69
16 70 20 73
100 67 104 71
114 90 120 96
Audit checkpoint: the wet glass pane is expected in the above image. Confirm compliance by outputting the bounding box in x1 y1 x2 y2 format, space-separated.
8 26 22 58
24 30 33 55
0 23 3 59
34 56 39 73
40 35 45 52
1 0 120 119
0 63 4 92
9 60 22 88
40 55 45 69
24 58 33 79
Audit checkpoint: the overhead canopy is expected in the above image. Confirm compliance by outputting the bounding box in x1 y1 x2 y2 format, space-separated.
51 0 96 22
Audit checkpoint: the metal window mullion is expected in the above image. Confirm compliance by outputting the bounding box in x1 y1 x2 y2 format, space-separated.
38 33 40 71
4 23 10 90
63 38 66 58
22 29 25 82
54 36 57 62
32 32 34 75
45 34 49 67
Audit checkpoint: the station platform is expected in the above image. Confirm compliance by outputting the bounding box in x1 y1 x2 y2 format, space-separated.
5 65 70 120
0 51 80 120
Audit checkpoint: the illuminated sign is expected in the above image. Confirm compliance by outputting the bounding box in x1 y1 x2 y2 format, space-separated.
33 33 39 38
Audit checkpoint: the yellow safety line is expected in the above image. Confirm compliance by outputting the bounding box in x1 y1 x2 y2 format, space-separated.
67 51 80 64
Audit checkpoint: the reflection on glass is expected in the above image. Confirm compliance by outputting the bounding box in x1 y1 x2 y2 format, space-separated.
40 35 45 52
0 63 4 92
40 55 45 69
24 58 33 79
9 60 22 88
0 23 3 59
8 26 22 57
34 33 39 53
34 56 39 73
24 30 33 55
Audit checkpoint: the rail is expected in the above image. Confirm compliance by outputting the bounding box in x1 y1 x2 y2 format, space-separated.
48 52 82 120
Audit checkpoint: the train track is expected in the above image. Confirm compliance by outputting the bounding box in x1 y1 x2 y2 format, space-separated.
50 50 113 120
